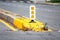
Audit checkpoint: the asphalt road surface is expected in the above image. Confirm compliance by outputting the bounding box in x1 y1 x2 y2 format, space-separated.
0 1 60 40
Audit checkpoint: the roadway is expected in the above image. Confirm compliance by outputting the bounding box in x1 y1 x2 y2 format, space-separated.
0 1 60 40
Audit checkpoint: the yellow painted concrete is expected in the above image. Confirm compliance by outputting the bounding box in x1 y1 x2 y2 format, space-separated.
13 18 52 32
13 18 23 30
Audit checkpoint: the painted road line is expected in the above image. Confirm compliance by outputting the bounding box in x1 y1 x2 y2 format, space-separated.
0 19 17 31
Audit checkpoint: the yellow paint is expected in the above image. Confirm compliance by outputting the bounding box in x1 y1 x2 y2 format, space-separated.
13 18 23 30
31 7 34 10
0 19 17 31
13 18 52 32
48 29 52 32
13 18 30 31
31 11 34 14
31 15 34 18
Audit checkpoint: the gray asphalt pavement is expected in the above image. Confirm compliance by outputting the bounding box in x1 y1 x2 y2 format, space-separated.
0 1 60 40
